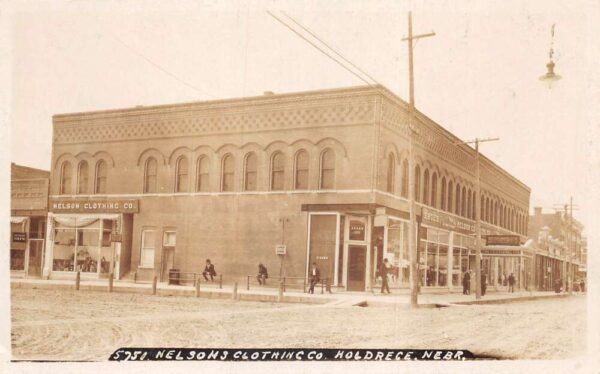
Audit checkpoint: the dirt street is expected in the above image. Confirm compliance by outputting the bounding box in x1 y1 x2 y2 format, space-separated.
11 288 586 361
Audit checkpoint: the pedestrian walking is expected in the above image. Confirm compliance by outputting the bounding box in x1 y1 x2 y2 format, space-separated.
308 262 320 294
508 273 516 293
554 278 562 293
380 259 391 294
481 272 487 296
462 270 471 295
202 259 217 282
257 263 268 285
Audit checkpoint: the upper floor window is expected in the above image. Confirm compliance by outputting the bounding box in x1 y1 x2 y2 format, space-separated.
423 169 430 205
461 187 467 217
320 149 335 189
95 160 107 194
196 156 210 192
401 160 408 198
431 173 438 208
447 181 453 213
294 150 309 190
175 156 189 193
60 161 72 194
77 161 89 194
386 154 395 193
440 177 447 210
414 165 421 202
144 157 157 193
455 184 461 215
271 152 285 191
244 152 258 191
221 154 234 192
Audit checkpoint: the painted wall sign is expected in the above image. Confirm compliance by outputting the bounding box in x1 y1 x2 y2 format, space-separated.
349 221 366 241
275 244 287 255
421 207 475 234
50 198 139 213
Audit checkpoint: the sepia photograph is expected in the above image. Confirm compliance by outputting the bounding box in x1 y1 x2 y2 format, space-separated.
1 0 599 372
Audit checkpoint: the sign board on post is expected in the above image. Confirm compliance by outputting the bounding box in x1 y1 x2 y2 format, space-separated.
275 245 287 255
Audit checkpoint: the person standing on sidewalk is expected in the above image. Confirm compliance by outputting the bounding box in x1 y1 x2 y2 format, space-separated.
462 270 471 295
308 262 320 294
380 259 391 294
508 273 516 293
481 272 487 297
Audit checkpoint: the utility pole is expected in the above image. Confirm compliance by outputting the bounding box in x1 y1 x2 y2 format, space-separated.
568 196 574 294
455 137 499 299
401 12 435 308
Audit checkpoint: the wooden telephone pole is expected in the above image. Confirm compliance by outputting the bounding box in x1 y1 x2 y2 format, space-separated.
402 12 435 308
455 137 499 299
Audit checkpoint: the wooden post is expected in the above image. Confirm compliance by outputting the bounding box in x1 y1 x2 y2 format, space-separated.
133 271 137 284
219 274 223 289
108 272 114 293
195 279 200 298
247 275 250 290
232 282 238 301
152 275 157 295
75 271 80 291
277 281 284 303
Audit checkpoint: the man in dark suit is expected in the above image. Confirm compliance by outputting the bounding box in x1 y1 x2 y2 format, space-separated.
308 262 320 294
508 273 516 293
202 259 216 282
380 258 391 294
462 270 471 295
257 263 268 285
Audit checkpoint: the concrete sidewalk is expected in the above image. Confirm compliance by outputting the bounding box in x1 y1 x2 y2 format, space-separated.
10 277 578 307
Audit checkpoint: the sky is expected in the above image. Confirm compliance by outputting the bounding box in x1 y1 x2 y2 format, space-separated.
5 0 599 231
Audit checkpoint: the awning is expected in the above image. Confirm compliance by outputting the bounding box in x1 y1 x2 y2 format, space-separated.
10 216 28 224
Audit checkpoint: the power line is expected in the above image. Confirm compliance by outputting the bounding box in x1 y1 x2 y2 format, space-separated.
279 11 382 86
108 33 216 99
266 10 374 87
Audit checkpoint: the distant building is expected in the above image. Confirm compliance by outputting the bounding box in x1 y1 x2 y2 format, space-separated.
10 163 50 277
528 206 586 290
43 85 531 291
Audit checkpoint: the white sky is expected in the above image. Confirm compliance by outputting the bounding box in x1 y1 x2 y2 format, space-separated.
5 0 599 230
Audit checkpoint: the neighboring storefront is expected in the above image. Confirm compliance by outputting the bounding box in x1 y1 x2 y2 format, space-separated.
10 164 50 278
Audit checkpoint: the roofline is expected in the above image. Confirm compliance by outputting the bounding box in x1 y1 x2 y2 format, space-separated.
51 83 529 192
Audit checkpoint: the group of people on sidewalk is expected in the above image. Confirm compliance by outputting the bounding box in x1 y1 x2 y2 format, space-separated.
462 270 516 296
254 261 322 294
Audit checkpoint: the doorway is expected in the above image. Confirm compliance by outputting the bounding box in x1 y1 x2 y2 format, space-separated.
26 239 44 277
161 247 175 282
347 245 367 291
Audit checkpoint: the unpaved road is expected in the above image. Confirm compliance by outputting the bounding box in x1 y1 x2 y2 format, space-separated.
11 288 586 360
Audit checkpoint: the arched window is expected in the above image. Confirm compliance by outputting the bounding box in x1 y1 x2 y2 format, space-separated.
294 150 309 190
485 198 490 222
481 196 485 220
461 187 467 217
431 173 438 208
270 152 285 191
455 183 461 215
196 156 209 192
447 181 453 213
440 177 447 210
320 149 335 189
472 193 476 219
175 156 189 193
401 160 408 198
244 153 258 191
95 160 107 194
414 165 421 202
77 161 89 194
386 154 395 193
60 161 72 194
423 169 430 205
144 157 157 193
467 190 472 219
221 154 234 192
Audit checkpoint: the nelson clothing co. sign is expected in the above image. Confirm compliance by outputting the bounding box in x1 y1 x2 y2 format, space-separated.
49 198 139 214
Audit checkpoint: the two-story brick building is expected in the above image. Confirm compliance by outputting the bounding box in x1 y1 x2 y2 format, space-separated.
43 85 531 291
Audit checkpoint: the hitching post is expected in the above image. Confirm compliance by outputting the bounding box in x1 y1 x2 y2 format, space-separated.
152 275 157 295
75 271 81 291
232 282 238 301
108 272 114 293
195 278 200 298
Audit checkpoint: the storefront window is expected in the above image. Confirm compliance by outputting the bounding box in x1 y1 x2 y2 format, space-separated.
10 250 25 270
419 227 450 287
52 218 115 274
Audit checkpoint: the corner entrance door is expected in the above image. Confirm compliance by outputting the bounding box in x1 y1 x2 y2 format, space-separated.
347 245 367 291
26 239 44 277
